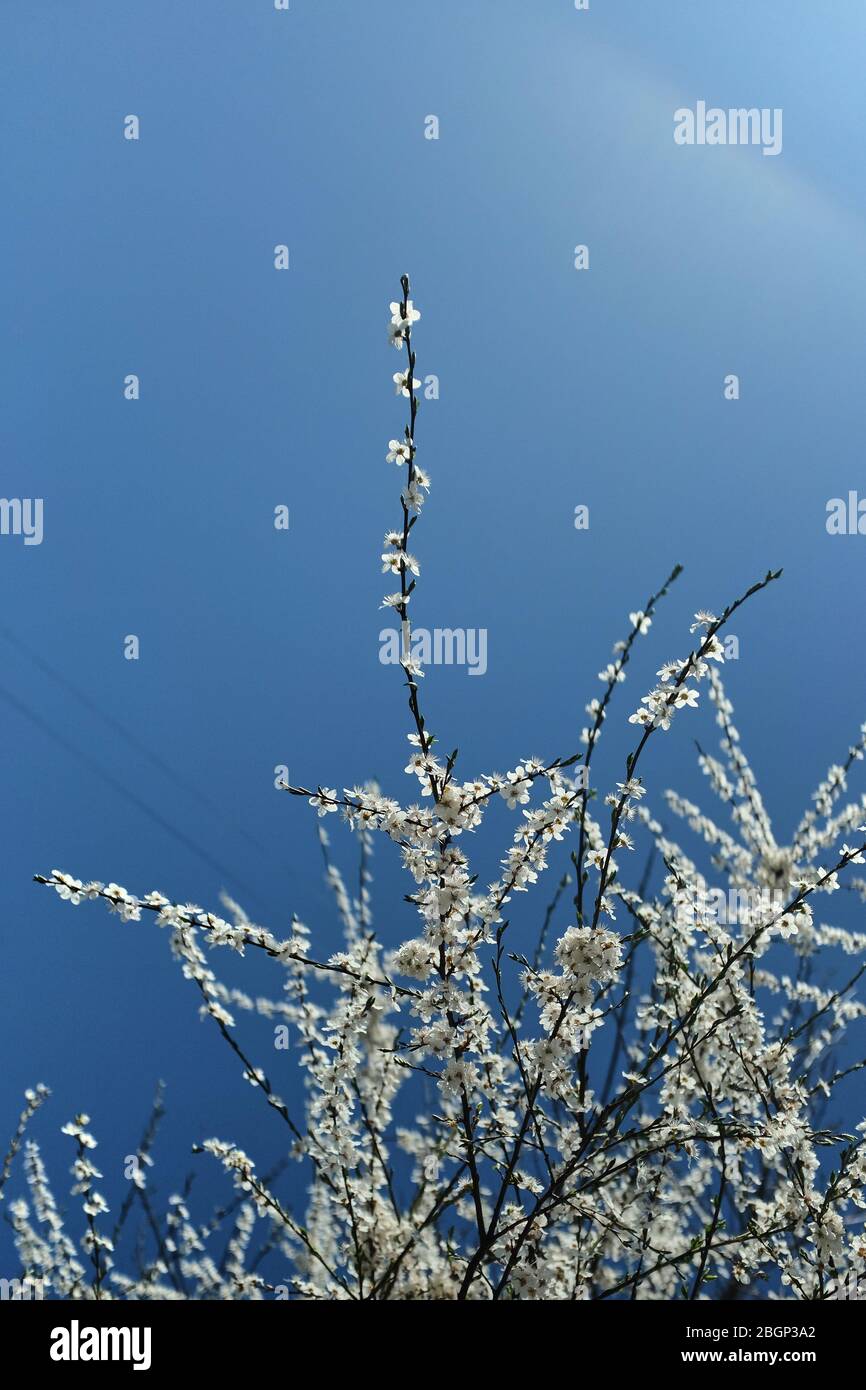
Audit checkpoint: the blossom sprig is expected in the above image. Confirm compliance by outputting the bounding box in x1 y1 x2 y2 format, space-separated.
281 750 585 844
0 1083 50 1203
573 569 683 927
33 871 418 999
381 276 442 795
62 1115 112 1297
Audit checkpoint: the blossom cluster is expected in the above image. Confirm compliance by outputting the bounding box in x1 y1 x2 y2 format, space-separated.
7 281 866 1302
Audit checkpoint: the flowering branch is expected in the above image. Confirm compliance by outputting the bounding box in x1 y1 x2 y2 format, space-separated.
16 279 866 1303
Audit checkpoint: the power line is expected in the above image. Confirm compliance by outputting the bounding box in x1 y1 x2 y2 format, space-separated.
0 680 270 914
0 624 273 860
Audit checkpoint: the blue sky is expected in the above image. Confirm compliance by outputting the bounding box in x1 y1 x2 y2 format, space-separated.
2 0 865 1267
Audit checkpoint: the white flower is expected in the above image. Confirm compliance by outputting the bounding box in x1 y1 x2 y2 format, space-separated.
402 653 425 679
61 1117 97 1149
391 939 435 981
617 779 646 800
440 1058 479 1094
52 872 84 904
390 299 421 327
387 438 413 465
394 371 420 397
104 883 141 922
500 770 531 809
381 549 419 577
142 891 169 909
555 926 622 985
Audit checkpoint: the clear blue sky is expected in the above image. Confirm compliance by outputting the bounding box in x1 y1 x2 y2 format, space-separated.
2 0 865 1265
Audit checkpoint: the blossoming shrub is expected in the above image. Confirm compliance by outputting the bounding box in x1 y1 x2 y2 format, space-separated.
7 280 866 1300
